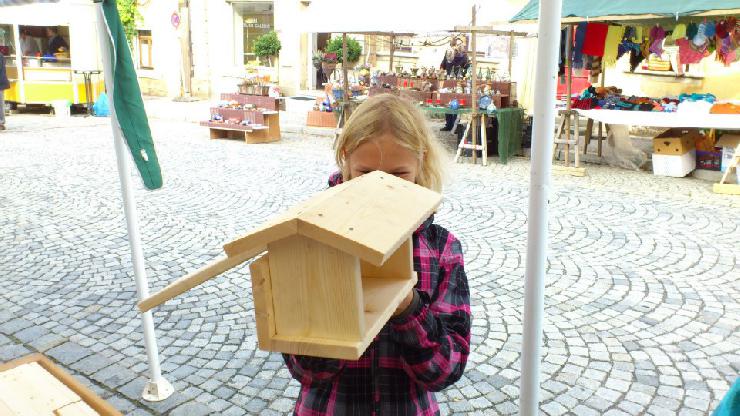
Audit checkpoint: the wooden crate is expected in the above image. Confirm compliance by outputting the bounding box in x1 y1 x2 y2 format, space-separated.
306 110 337 128
0 354 122 416
137 172 443 360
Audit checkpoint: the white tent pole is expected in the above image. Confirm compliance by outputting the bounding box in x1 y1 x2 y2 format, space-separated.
94 2 173 402
518 0 561 415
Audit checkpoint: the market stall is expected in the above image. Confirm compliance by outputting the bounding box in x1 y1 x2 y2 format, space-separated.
512 1 740 181
0 2 104 108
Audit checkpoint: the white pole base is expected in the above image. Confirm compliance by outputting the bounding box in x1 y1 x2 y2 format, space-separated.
142 377 174 402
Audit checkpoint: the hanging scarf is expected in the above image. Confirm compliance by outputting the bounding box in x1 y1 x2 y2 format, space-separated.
649 25 666 55
582 22 609 57
687 22 699 39
602 25 625 67
670 24 687 41
572 22 588 69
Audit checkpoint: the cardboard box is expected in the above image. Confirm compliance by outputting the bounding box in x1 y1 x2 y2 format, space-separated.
653 149 696 177
653 129 700 155
716 134 740 172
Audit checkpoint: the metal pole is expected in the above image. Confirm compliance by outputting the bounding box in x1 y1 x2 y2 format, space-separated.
564 25 573 166
95 3 173 402
470 5 478 165
519 0 561 414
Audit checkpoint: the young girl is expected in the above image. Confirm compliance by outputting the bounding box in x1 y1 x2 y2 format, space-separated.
283 94 471 415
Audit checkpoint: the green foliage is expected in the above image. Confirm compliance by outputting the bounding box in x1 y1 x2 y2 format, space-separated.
116 0 142 48
253 31 282 61
325 37 362 64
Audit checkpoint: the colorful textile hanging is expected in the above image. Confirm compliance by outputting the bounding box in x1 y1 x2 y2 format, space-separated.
676 38 709 65
649 25 666 55
582 23 609 57
572 22 588 69
602 25 625 67
670 24 687 41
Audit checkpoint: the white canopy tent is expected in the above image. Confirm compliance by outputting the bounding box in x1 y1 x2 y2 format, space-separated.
297 2 562 415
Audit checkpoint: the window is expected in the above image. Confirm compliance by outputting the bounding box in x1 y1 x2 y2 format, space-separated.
137 30 153 69
234 1 274 64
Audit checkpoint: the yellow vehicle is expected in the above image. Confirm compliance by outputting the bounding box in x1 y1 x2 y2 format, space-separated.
0 1 104 109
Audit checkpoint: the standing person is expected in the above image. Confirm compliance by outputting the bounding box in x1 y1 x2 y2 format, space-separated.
439 37 469 132
0 51 9 130
45 27 69 56
19 29 40 57
283 94 471 415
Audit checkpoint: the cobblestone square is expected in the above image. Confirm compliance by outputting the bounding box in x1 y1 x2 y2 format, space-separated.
1 114 738 415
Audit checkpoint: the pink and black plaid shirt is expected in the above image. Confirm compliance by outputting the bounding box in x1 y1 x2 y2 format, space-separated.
282 173 471 415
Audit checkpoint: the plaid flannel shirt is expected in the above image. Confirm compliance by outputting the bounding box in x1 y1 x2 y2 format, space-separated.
282 172 471 415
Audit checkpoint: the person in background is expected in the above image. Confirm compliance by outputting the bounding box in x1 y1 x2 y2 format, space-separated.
20 28 40 57
439 37 470 132
0 51 9 130
45 27 68 56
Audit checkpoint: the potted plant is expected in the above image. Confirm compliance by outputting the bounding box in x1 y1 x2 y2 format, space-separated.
321 52 338 77
325 36 362 66
253 31 281 67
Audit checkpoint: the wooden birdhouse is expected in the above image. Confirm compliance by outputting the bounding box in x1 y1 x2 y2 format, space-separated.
138 171 441 360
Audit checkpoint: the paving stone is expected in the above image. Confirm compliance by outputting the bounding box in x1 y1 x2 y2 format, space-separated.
170 401 213 416
46 341 92 365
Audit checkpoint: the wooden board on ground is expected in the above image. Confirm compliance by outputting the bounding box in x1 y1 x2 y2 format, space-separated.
0 354 122 416
552 165 587 177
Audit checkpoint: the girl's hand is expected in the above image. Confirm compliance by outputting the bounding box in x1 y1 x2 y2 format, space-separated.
392 289 415 317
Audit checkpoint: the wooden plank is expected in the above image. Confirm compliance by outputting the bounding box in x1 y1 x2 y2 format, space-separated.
267 235 364 341
138 245 266 312
360 238 413 280
0 362 79 416
0 354 121 416
249 254 276 351
0 398 15 416
223 218 297 258
552 165 587 177
54 401 98 416
712 183 740 195
297 171 442 266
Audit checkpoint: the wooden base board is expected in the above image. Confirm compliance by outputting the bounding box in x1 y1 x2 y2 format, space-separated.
250 254 417 360
712 183 740 195
0 354 122 416
552 165 587 177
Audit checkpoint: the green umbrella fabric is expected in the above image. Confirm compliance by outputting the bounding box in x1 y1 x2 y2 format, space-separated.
102 0 162 190
511 0 740 22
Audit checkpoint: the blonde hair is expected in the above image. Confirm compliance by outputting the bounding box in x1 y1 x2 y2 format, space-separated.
335 94 447 192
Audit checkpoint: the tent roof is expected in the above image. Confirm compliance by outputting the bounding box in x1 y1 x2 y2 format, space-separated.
510 0 740 23
298 0 524 35
223 171 442 266
0 0 58 6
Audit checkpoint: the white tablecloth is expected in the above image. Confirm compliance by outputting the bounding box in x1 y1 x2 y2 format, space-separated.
576 109 740 130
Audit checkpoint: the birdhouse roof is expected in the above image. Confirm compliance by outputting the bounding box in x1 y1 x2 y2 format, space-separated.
223 171 443 266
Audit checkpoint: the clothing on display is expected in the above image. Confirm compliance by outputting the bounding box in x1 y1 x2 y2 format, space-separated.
582 23 609 57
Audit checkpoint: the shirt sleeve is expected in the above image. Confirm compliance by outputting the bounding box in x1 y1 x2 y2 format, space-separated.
388 236 471 392
282 354 346 386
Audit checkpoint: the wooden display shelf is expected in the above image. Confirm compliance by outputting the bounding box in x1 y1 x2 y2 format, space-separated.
220 93 285 111
0 353 122 416
210 107 265 125
201 110 280 144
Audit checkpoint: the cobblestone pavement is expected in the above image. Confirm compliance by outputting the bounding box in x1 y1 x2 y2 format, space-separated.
1 114 738 415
